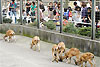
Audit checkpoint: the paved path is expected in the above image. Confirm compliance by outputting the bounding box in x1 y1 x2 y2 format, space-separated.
0 34 100 67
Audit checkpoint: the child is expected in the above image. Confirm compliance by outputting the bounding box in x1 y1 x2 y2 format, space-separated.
68 8 72 21
86 7 91 23
23 10 26 16
63 18 68 26
64 8 69 20
26 13 31 23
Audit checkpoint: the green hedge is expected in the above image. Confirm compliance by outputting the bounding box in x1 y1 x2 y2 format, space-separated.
78 27 91 37
63 23 100 38
78 27 100 38
17 19 27 24
3 17 12 23
43 20 56 30
63 23 78 34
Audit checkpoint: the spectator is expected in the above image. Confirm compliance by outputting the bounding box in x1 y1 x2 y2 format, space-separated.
53 1 58 16
23 10 26 16
22 9 27 23
75 0 81 7
88 0 92 7
74 2 78 11
35 5 44 22
63 8 69 20
69 8 72 21
73 6 82 22
40 0 45 12
31 1 36 16
53 1 58 10
40 8 44 22
57 3 60 15
63 18 68 26
48 2 54 20
26 0 31 16
9 0 17 24
57 3 61 19
26 13 31 24
54 11 59 22
86 7 91 23
7 1 10 17
96 6 99 11
95 11 100 31
53 10 57 20
31 1 36 22
81 2 88 22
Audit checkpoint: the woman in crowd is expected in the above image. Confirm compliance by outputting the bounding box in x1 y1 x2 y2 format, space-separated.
31 1 36 16
26 0 31 16
48 2 54 20
31 1 36 22
73 6 82 22
81 2 88 22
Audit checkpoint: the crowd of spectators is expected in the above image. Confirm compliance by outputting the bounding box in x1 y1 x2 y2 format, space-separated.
3 0 100 26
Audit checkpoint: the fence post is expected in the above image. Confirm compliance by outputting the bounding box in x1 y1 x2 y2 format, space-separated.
20 0 23 25
37 0 40 29
60 0 63 33
91 0 96 40
0 0 2 24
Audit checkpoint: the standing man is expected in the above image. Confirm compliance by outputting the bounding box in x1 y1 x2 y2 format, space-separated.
9 0 17 24
26 0 31 16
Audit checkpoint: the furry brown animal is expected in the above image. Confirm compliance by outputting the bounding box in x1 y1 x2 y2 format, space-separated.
74 52 95 67
61 48 80 64
52 44 59 63
30 36 40 52
58 42 65 55
57 42 66 62
3 30 15 42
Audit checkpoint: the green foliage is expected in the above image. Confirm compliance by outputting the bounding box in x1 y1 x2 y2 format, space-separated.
17 19 27 24
29 21 38 26
78 27 91 37
78 27 100 38
17 19 21 22
63 23 78 34
96 31 100 38
43 20 56 30
3 17 12 23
